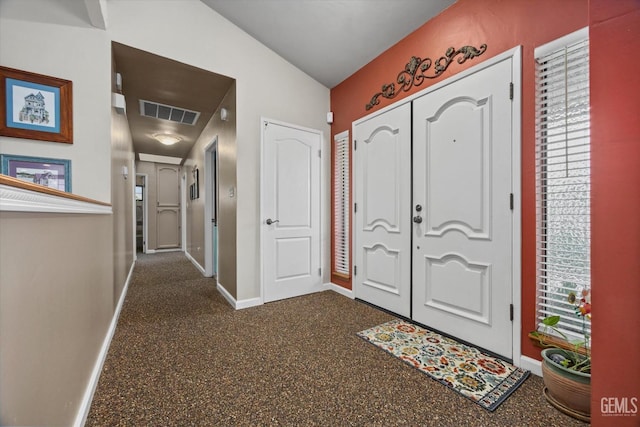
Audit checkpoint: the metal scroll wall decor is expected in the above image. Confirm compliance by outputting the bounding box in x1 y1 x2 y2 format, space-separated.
365 44 488 111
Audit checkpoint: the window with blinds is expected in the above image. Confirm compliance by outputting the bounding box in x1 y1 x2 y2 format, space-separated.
333 131 350 277
535 28 590 338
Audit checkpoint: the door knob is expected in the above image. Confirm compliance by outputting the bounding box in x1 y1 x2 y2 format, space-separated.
266 218 279 225
413 216 423 224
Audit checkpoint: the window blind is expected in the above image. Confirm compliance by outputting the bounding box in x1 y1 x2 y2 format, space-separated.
333 132 350 276
535 29 590 338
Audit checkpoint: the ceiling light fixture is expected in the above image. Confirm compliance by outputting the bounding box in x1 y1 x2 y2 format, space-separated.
153 133 182 146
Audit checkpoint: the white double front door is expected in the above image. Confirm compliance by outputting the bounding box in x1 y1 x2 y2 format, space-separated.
354 56 515 358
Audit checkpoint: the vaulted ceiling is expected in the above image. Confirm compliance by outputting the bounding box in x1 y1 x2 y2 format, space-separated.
200 0 456 88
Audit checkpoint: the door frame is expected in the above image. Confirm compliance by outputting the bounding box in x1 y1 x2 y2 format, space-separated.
135 172 149 255
351 46 522 364
260 117 324 304
204 137 218 278
181 171 187 253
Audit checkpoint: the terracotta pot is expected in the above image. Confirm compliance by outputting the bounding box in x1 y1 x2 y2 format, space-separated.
541 348 591 421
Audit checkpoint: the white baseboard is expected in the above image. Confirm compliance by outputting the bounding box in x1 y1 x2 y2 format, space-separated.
216 282 236 308
73 259 135 427
145 248 181 254
325 282 354 299
236 296 262 309
185 250 205 275
216 282 263 310
520 355 542 377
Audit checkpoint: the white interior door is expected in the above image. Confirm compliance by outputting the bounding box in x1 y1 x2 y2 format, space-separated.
156 164 181 249
263 120 322 302
412 58 514 358
353 103 411 317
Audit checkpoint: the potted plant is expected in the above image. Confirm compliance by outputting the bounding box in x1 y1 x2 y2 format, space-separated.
533 289 591 422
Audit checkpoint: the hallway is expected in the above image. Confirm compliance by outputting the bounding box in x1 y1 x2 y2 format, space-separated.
86 253 586 426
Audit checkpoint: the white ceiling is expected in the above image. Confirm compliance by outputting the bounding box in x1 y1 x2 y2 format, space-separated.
201 0 456 88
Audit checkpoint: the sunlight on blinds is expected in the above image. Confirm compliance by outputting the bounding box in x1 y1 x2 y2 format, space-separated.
535 30 590 338
333 133 350 276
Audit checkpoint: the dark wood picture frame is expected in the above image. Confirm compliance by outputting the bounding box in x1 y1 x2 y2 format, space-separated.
0 66 73 143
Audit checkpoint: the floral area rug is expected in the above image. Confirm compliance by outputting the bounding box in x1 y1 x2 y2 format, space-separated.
357 319 530 411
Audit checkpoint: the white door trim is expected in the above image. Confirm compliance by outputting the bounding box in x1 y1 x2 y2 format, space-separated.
181 172 187 254
351 46 522 365
204 137 218 278
130 158 136 259
260 117 324 304
136 173 149 255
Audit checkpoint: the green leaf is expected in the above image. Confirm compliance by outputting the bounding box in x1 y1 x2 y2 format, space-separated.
542 315 561 326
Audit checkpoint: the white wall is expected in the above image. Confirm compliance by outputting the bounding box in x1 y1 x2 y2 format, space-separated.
106 0 332 301
0 1 112 202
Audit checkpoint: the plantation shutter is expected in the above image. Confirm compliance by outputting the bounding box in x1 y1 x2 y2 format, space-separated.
535 28 591 337
333 131 350 277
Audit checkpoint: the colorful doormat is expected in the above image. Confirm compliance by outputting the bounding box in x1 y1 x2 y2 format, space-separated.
357 319 530 411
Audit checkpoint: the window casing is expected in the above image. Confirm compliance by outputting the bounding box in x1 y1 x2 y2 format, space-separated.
333 131 350 277
535 28 591 338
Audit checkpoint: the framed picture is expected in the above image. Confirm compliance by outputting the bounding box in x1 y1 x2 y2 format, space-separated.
0 66 73 143
1 154 71 192
194 168 199 199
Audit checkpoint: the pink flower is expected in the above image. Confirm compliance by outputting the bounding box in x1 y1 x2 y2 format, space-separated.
575 289 592 320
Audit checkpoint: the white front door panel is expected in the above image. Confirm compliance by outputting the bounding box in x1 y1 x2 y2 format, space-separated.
354 103 411 317
412 58 513 358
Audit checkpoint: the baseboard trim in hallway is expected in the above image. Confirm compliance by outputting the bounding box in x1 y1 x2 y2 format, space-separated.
217 282 263 309
184 249 206 275
73 260 136 427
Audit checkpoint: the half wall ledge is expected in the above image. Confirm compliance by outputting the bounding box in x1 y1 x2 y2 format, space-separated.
0 174 112 214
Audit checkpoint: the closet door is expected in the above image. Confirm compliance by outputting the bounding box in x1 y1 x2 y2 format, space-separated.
412 58 514 358
156 164 181 249
353 103 411 317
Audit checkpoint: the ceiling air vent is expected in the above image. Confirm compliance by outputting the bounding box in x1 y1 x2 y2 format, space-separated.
139 99 200 125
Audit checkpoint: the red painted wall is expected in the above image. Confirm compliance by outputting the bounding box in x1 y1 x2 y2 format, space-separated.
330 0 588 361
589 1 640 425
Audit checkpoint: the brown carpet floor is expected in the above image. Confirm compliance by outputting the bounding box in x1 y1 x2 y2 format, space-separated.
86 252 588 426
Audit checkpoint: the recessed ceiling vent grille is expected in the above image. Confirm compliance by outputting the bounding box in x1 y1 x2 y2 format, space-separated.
139 99 200 125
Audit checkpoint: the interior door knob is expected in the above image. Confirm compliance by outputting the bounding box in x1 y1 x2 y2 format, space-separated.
413 216 423 224
266 218 279 225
